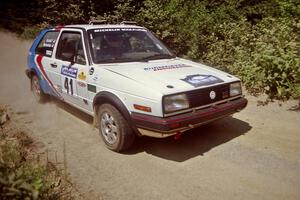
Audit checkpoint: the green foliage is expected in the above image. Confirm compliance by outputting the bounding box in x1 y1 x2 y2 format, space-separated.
0 0 299 101
249 21 299 100
127 0 300 101
0 142 44 199
0 139 72 199
41 0 85 24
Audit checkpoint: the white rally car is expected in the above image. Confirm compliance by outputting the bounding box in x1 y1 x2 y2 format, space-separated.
26 21 247 152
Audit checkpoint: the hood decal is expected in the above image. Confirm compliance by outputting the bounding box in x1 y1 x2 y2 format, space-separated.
144 64 191 72
181 74 224 87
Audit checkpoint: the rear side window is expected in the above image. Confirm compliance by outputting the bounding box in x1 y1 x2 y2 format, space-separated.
35 31 59 57
56 32 86 65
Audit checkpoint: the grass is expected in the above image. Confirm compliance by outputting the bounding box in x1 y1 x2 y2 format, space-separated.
0 106 81 200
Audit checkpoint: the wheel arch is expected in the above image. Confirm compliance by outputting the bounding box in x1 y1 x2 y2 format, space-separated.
26 68 39 79
26 68 50 96
93 91 140 135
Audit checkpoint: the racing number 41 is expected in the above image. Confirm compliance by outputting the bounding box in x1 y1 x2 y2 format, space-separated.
64 77 74 95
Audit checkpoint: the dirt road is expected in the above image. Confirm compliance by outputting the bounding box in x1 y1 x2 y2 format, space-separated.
1 32 300 200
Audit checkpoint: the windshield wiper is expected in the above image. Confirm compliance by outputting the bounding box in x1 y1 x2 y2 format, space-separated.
95 54 175 63
96 57 143 64
142 54 175 61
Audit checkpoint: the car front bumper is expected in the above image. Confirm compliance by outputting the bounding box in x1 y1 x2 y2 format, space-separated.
131 97 248 138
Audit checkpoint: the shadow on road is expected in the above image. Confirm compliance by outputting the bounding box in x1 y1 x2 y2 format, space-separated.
126 117 251 162
50 98 251 162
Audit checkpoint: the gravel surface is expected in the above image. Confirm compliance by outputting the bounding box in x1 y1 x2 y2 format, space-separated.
1 32 299 200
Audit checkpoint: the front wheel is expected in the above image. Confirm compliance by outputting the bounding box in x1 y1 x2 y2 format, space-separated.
31 75 47 103
97 104 135 152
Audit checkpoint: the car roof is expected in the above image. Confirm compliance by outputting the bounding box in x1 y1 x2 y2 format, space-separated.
63 24 146 30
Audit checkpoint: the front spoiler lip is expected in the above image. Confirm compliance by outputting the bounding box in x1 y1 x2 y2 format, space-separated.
131 97 248 134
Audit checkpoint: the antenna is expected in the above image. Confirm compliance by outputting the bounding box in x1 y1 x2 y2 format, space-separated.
89 20 107 25
120 21 137 25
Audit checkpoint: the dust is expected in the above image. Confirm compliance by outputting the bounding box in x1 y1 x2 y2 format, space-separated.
0 32 34 109
0 32 76 133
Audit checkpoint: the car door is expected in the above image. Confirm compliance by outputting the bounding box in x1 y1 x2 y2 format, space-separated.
53 30 90 111
34 30 61 97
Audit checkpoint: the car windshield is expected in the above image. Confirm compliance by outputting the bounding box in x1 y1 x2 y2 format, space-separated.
88 28 175 63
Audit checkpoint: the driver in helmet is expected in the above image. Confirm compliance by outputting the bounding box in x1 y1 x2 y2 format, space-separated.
101 33 124 58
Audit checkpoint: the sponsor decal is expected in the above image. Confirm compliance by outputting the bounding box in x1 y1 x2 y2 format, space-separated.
46 50 52 56
87 84 96 93
61 65 78 78
209 91 216 100
43 39 56 48
89 67 94 75
181 74 224 87
77 71 86 81
144 64 191 72
94 28 146 32
77 81 86 88
92 76 98 81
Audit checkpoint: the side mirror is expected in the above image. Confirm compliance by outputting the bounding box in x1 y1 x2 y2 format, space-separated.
70 55 76 66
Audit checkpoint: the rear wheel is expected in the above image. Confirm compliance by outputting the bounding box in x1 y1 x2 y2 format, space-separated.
97 104 135 152
31 75 47 102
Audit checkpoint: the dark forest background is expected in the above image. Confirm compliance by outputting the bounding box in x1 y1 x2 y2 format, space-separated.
0 0 299 101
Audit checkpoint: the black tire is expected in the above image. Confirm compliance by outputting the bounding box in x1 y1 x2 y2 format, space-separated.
97 103 135 152
31 75 48 103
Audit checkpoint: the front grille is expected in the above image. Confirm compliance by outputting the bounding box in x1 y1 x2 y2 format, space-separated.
186 83 230 108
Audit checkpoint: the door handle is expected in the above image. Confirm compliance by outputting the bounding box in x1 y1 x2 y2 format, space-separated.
50 63 57 68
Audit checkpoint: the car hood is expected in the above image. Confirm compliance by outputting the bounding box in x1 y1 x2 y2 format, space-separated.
99 58 239 95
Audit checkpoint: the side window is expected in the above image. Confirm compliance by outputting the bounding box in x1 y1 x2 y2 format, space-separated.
35 31 59 57
56 32 86 65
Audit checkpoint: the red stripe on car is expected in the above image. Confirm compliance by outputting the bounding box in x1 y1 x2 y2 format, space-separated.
35 55 62 98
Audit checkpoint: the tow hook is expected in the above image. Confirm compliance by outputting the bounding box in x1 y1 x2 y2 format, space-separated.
174 132 182 140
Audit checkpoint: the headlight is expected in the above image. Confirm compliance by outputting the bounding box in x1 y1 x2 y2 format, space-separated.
230 82 242 97
164 94 190 113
